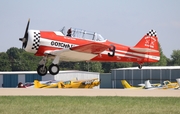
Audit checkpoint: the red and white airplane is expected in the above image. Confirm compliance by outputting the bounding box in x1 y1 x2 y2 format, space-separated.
19 19 160 76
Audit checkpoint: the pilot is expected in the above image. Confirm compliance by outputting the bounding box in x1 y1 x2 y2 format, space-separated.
67 28 72 37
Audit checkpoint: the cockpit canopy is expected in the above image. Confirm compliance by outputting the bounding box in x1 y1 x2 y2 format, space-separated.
60 27 106 41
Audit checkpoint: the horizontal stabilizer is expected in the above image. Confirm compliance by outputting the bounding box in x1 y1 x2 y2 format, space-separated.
130 47 159 53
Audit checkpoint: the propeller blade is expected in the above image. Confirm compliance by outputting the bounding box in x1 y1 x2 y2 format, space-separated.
24 19 30 38
19 19 30 49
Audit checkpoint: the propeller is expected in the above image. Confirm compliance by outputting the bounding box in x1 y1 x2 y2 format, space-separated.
19 19 30 49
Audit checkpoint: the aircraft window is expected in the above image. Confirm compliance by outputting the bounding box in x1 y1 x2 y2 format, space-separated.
96 34 104 41
64 27 106 41
164 81 169 85
63 81 71 85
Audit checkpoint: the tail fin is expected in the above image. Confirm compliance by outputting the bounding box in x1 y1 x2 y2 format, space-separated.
131 30 160 53
176 78 180 86
130 30 160 63
121 80 133 88
34 80 41 88
145 80 152 89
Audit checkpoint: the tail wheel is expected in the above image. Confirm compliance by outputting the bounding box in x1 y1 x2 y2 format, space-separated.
49 64 59 75
138 64 142 69
37 65 47 76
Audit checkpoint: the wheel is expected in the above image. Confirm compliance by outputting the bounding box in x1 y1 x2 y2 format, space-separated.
37 65 47 76
138 64 142 69
49 64 59 75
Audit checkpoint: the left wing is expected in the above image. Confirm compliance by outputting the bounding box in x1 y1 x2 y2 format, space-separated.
70 42 110 54
44 42 110 61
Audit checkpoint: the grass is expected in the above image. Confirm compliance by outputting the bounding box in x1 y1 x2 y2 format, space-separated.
0 96 180 114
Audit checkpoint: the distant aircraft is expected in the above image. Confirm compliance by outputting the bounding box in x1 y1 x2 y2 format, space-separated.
144 80 162 89
121 80 162 90
17 80 55 88
34 78 100 88
121 80 144 89
162 80 179 89
19 19 160 76
145 80 179 89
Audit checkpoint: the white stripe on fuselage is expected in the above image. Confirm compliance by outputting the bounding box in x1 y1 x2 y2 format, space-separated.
40 38 78 49
101 50 160 61
115 50 160 60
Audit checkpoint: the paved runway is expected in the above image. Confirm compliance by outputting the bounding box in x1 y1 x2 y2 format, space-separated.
0 88 179 97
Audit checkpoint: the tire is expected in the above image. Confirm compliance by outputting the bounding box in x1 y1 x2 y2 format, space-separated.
49 64 59 75
37 65 47 76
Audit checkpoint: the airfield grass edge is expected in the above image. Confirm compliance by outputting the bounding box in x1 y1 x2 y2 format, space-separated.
0 96 179 114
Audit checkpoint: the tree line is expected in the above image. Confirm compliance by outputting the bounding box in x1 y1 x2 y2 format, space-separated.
0 45 180 73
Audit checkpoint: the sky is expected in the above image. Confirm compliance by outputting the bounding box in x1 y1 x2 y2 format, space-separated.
0 0 180 58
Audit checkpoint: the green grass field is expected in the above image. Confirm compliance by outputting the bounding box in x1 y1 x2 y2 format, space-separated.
0 96 180 114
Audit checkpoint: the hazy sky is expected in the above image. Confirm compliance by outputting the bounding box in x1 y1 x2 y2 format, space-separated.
0 0 179 58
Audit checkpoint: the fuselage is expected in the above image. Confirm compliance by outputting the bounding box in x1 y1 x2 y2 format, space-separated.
24 30 159 64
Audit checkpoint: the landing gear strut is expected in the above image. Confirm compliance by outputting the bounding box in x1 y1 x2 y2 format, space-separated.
37 55 60 76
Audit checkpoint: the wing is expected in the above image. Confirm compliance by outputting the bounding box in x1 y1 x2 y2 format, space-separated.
44 42 110 61
70 42 109 54
80 78 99 85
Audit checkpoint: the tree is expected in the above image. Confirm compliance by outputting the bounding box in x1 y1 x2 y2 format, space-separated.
170 49 180 66
102 62 114 73
6 47 23 71
88 62 103 73
0 52 11 71
114 62 133 68
20 51 42 70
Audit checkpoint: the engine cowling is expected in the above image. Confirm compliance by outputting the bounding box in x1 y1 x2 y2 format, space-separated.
25 30 41 54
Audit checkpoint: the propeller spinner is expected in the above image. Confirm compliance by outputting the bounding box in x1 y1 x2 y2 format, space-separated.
19 19 30 49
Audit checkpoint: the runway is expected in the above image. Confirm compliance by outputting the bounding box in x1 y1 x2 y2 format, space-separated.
0 88 179 97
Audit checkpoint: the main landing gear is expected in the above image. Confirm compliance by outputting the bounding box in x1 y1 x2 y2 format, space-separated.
37 56 60 76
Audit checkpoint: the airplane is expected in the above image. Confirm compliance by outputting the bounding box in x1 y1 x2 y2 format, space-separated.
19 19 160 76
121 80 144 89
162 80 179 89
145 80 179 89
17 80 56 88
121 80 162 89
144 80 162 89
34 78 100 88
